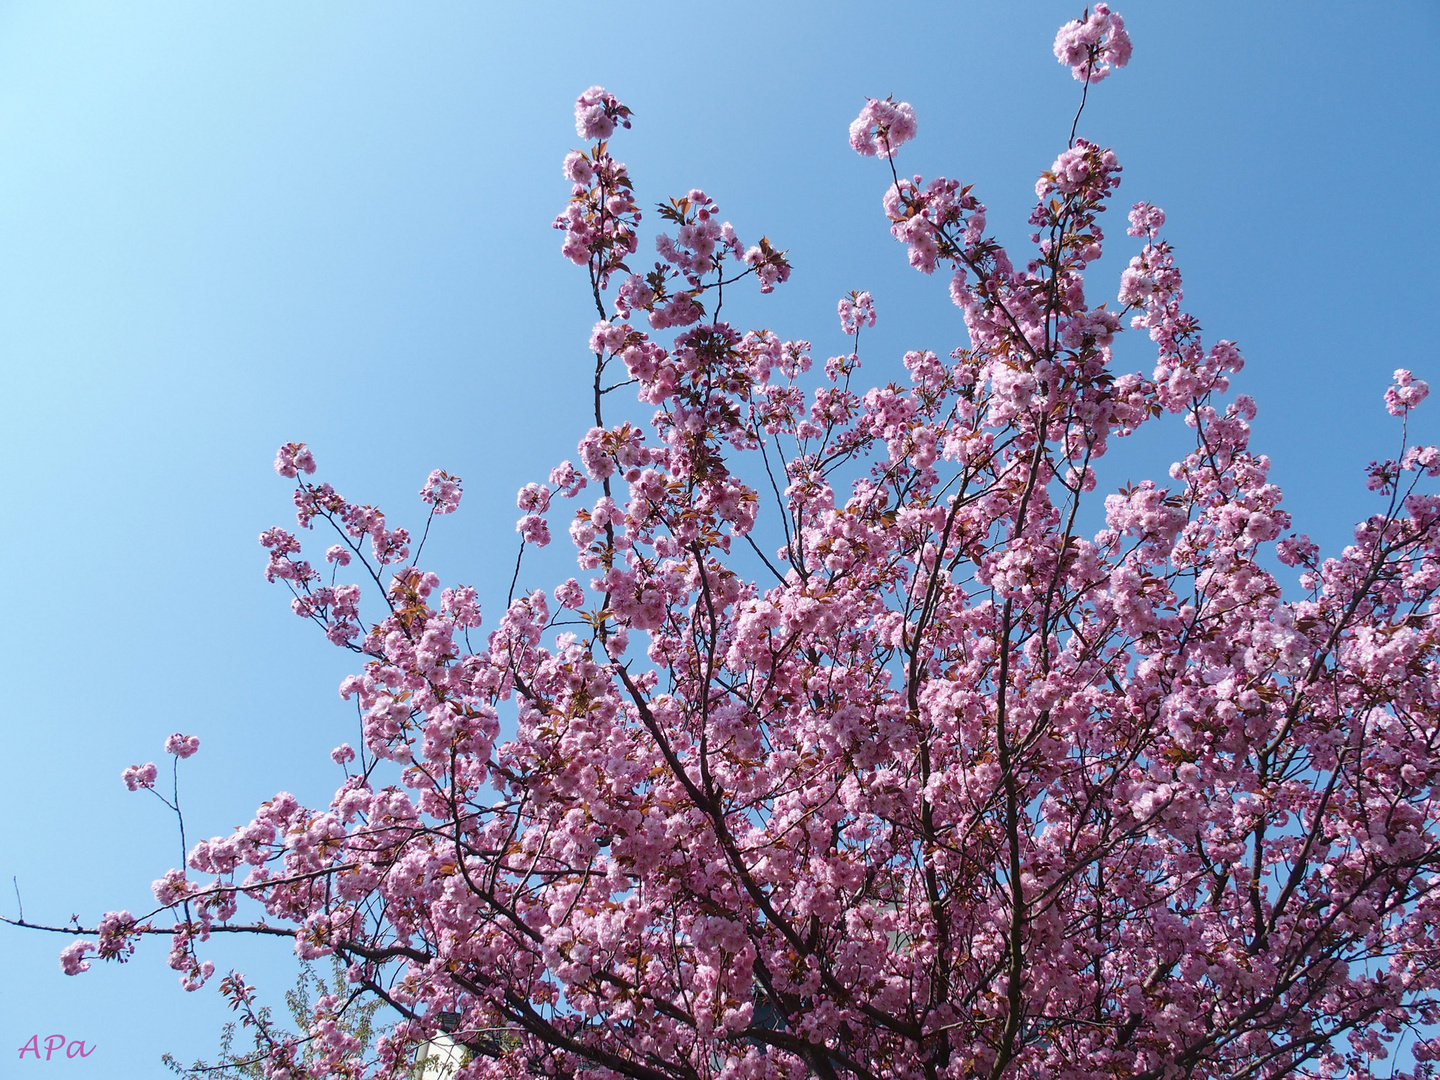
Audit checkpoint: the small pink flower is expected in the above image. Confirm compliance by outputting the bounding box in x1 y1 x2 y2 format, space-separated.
604 625 629 660
152 869 192 907
590 320 629 356
122 762 158 791
371 525 411 565
441 585 482 628
517 482 552 514
420 470 463 514
274 442 316 478
165 733 200 759
180 960 216 992
1054 4 1132 84
615 273 656 317
96 910 138 960
554 578 585 610
849 98 917 159
1385 369 1430 416
59 940 96 975
741 239 792 294
517 514 551 547
550 461 588 498
574 86 631 141
647 292 704 330
1127 202 1165 237
331 743 356 766
259 527 301 554
578 428 616 481
838 291 877 335
1276 534 1319 567
562 150 594 185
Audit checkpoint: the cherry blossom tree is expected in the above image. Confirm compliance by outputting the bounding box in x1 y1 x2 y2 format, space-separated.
14 7 1440 1079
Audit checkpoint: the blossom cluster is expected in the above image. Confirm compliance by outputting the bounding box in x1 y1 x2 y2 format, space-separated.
1053 2 1132 83
120 761 157 791
165 733 199 758
419 469 462 514
57 11 1440 1080
848 96 917 158
554 88 642 289
837 290 876 335
559 87 790 333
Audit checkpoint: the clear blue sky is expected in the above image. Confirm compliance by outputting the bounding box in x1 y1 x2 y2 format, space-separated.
1 1 1435 1072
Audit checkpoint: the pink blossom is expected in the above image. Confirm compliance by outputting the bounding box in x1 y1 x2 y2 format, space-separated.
180 960 215 992
96 910 138 960
589 320 629 356
577 427 616 481
1127 201 1165 237
549 460 588 498
59 940 95 975
555 203 593 266
1405 445 1440 477
164 733 200 759
61 24 1440 1080
603 624 628 660
440 584 482 628
838 291 877 335
420 469 462 514
122 762 158 791
1385 368 1430 416
849 97 917 159
258 527 300 555
562 150 594 185
370 525 410 564
615 273 656 317
554 578 585 610
574 86 631 141
1054 3 1132 83
1039 140 1122 201
273 442 316 478
742 238 792 293
516 513 550 547
517 482 552 513
647 292 704 330
152 869 191 906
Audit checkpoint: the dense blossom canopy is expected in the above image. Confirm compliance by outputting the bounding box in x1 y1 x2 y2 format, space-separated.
26 10 1440 1080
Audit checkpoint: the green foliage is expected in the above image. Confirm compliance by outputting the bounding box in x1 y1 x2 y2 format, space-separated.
162 958 389 1079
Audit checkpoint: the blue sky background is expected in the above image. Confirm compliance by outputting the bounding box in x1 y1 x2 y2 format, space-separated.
1 1 1436 1072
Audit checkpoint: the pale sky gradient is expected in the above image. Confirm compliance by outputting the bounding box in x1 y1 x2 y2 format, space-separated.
1 2 1436 1072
